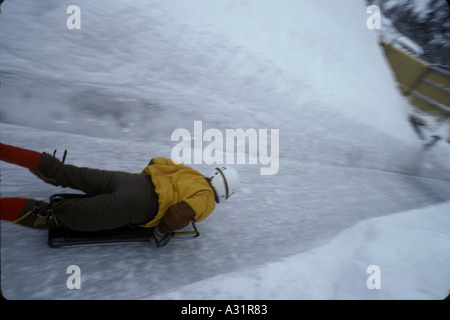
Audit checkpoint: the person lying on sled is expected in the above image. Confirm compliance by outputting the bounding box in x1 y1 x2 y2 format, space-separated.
0 143 239 247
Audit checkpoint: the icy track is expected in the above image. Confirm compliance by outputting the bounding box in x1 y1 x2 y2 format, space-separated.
1 0 450 299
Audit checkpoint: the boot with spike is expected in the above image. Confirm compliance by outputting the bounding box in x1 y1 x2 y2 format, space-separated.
13 200 58 229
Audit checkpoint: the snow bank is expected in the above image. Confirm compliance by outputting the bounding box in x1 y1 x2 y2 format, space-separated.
149 201 450 300
0 0 416 143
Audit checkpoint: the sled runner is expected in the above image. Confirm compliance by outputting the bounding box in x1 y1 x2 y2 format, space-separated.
47 223 199 248
47 193 200 248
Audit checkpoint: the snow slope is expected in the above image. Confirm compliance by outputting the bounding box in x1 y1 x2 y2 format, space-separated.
149 201 450 300
1 0 449 300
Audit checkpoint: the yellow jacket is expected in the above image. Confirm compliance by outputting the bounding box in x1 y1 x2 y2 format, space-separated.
140 157 216 228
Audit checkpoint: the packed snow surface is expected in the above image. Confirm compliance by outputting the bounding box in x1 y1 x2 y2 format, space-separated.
1 0 449 300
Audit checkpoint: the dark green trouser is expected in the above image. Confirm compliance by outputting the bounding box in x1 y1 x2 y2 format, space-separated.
28 152 158 231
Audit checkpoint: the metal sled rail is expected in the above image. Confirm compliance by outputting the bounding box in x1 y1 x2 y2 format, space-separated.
48 223 200 248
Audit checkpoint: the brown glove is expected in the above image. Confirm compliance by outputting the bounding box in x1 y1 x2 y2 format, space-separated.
158 201 195 234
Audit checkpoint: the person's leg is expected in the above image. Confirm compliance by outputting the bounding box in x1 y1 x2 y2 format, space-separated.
32 152 117 195
0 198 56 229
0 143 42 170
0 143 118 195
1 174 158 231
51 173 158 231
1 144 159 231
0 198 28 221
1 144 115 229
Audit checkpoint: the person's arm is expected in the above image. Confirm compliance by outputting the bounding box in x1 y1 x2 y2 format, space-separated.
159 201 195 233
153 201 195 247
154 190 215 247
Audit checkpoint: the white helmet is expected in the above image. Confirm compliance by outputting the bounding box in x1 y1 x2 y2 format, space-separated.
207 165 240 203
